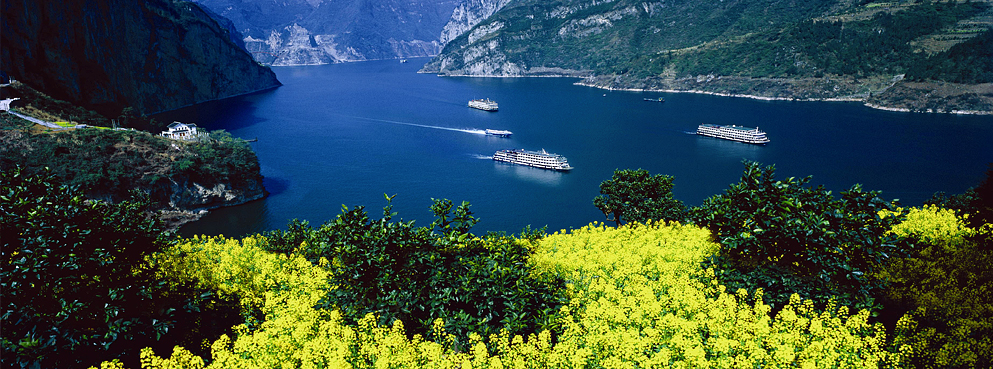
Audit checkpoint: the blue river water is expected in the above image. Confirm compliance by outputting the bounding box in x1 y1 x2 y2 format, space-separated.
159 58 993 238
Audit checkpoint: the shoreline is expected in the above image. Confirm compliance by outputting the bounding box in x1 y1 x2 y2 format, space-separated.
573 80 993 116
415 66 992 116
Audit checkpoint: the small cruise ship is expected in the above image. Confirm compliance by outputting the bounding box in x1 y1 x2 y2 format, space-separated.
469 98 498 111
493 149 572 171
696 124 770 144
485 129 512 137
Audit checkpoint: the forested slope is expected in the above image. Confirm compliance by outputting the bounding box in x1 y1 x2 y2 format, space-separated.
424 0 993 113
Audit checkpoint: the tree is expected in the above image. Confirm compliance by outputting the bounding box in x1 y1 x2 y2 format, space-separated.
593 168 687 226
691 161 910 310
0 168 175 368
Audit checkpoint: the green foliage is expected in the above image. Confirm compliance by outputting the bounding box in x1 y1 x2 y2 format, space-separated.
691 161 909 311
0 168 170 368
179 130 261 188
127 221 905 369
881 205 993 369
2 82 113 127
0 127 261 208
593 168 686 225
926 163 993 231
0 111 34 131
260 197 567 345
437 0 990 87
673 1 989 79
907 25 993 83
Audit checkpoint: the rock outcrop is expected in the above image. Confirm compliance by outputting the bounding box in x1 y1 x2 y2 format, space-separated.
158 176 265 212
439 0 514 46
0 0 281 117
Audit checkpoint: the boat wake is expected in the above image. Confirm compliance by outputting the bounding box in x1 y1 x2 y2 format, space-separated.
342 115 485 135
472 154 494 160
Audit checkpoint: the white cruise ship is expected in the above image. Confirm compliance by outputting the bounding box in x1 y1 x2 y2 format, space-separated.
493 149 572 171
469 98 498 111
696 124 770 144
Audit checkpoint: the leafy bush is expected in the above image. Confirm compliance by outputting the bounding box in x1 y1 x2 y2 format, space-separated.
690 161 910 311
1 168 170 368
883 205 993 369
260 197 567 344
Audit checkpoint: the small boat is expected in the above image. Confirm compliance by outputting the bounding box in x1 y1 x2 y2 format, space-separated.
485 129 512 137
643 97 665 102
400 59 408 63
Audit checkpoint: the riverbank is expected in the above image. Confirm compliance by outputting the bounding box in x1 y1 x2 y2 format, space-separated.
576 74 993 116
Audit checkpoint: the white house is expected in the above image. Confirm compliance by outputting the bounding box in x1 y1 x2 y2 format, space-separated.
160 121 207 141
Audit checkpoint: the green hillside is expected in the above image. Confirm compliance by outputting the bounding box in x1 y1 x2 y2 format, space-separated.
424 0 993 113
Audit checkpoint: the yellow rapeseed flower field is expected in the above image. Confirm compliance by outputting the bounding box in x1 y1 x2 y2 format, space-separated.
101 221 906 368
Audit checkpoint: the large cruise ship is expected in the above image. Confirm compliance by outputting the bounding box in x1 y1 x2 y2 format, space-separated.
696 124 770 144
493 149 572 171
469 98 498 111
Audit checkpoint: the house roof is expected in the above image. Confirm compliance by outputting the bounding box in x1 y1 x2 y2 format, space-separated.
167 121 197 129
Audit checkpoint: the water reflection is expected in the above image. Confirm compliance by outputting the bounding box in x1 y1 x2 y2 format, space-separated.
262 176 290 196
179 200 272 238
693 135 765 160
492 162 566 186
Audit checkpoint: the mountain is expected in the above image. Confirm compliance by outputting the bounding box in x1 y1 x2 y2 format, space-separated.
192 0 459 66
439 0 514 46
0 0 281 117
423 0 993 113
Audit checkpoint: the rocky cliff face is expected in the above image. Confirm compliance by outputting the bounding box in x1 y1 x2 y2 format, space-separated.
193 0 458 66
0 0 281 117
439 0 514 46
421 0 840 77
158 175 265 212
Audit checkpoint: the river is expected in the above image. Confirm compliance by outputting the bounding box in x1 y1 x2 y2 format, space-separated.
153 58 993 238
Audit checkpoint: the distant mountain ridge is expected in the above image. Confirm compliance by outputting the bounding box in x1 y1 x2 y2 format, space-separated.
0 0 281 117
192 0 460 66
422 0 993 113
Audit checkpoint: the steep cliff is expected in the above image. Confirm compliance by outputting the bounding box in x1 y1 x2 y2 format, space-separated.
439 0 514 46
0 0 281 117
193 0 458 66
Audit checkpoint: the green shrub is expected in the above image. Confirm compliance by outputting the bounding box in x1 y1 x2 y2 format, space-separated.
260 197 567 345
690 161 909 311
0 168 169 368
